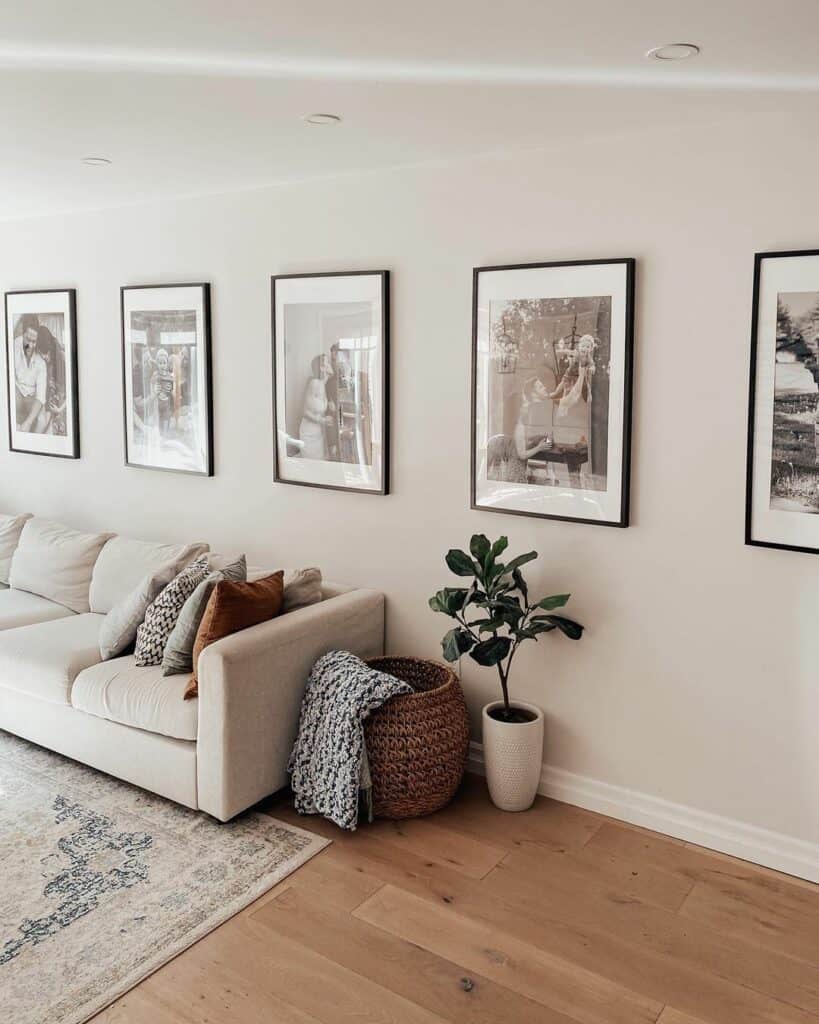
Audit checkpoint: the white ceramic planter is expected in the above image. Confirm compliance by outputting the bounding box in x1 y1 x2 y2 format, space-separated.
482 700 544 812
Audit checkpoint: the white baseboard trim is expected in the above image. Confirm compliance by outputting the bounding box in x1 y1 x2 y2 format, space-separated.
467 742 819 883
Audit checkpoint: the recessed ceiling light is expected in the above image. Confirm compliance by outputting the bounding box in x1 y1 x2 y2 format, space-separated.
646 43 700 61
303 113 342 126
81 156 112 166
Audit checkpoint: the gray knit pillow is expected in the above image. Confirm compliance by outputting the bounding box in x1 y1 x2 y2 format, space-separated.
161 555 247 676
134 556 209 666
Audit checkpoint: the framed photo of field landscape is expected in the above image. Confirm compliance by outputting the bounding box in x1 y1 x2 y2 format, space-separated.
4 288 80 459
471 258 635 527
272 270 389 495
746 249 819 553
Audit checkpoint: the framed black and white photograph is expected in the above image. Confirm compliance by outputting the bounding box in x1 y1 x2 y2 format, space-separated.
272 271 389 494
746 249 819 553
121 283 213 476
4 288 79 459
471 259 634 526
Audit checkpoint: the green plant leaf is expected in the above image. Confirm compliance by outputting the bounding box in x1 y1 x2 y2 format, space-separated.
470 534 491 563
542 614 584 640
441 627 476 662
490 536 509 559
535 593 570 611
502 551 538 575
445 549 477 577
512 567 528 602
515 625 548 640
527 621 558 635
470 635 512 666
430 589 470 616
478 617 507 633
486 561 507 586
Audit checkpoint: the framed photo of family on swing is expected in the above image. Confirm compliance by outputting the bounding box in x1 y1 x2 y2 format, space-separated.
471 258 635 527
272 270 389 495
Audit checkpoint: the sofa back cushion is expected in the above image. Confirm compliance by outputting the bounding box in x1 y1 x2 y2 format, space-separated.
10 518 114 613
0 513 32 585
89 536 209 614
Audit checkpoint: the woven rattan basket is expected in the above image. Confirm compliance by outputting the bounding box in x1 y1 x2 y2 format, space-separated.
364 656 470 819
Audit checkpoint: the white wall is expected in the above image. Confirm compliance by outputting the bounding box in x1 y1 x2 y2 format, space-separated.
1 113 817 860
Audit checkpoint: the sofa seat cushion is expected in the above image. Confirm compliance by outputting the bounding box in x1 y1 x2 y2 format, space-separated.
0 588 76 631
72 657 198 741
0 613 103 704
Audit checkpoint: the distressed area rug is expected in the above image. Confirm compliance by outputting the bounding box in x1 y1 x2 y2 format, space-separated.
0 729 329 1024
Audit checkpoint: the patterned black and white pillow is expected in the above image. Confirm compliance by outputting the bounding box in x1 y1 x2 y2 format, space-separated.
134 556 209 667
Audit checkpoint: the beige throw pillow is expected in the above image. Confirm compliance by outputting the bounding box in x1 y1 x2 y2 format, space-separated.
282 567 323 613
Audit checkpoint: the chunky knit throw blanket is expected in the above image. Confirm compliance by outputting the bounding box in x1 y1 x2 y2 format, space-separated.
288 650 412 830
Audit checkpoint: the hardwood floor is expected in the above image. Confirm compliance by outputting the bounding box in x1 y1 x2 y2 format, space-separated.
93 775 819 1024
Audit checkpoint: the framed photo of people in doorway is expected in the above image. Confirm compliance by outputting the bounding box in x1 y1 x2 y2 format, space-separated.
746 249 819 553
471 259 635 527
4 288 80 459
272 271 389 494
120 283 213 476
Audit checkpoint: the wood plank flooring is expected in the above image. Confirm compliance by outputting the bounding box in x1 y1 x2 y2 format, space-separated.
93 774 819 1024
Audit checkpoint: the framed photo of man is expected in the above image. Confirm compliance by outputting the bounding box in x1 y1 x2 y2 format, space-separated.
4 288 80 459
746 249 819 553
120 283 213 476
272 270 389 494
471 259 635 527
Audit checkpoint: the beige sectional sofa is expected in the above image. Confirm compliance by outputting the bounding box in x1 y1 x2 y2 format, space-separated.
0 513 385 820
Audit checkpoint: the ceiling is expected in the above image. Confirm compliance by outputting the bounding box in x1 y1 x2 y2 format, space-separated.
2 0 819 218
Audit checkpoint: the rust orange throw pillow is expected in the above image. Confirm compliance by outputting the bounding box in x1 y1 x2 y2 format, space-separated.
184 571 284 699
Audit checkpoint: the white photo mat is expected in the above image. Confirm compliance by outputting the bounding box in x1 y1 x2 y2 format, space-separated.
473 261 633 525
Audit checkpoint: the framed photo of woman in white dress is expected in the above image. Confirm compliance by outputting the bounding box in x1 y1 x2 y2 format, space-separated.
272 271 389 494
471 259 635 527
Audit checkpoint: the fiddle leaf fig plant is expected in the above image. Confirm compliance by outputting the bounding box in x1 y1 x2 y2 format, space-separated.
429 534 583 721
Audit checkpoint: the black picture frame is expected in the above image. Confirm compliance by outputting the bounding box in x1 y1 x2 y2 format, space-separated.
271 270 390 495
120 282 214 477
746 248 819 554
470 258 635 527
4 288 80 459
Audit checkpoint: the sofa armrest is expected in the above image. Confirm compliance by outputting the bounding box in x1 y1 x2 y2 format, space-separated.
196 588 385 821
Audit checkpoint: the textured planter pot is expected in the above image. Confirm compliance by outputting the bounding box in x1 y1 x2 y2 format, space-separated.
482 700 544 812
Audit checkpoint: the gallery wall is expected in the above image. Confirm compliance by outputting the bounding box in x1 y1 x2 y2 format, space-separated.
1 112 817 865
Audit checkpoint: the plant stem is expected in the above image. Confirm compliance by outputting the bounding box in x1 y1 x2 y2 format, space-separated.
497 663 511 714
